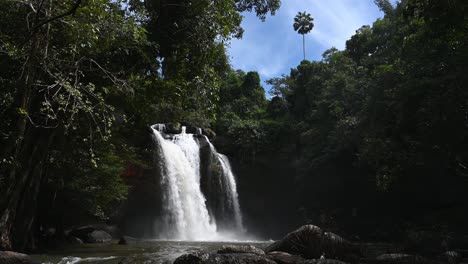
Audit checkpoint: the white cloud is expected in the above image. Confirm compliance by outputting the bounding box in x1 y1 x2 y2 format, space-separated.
227 0 390 88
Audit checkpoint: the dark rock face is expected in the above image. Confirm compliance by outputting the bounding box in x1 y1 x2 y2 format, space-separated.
202 128 216 139
218 245 265 255
180 123 199 134
0 251 39 264
86 230 112 243
265 225 359 262
174 252 276 264
266 251 305 264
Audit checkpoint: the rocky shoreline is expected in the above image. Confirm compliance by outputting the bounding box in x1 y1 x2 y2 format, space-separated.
2 224 468 264
171 225 468 264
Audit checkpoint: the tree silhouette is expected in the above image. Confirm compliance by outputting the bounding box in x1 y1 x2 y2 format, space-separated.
293 11 314 60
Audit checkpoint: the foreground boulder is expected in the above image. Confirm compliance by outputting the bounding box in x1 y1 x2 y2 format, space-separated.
174 251 276 264
0 251 39 264
265 225 359 262
218 245 265 255
266 251 305 264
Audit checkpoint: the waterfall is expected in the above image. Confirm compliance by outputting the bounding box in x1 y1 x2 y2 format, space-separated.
151 124 244 240
215 153 245 232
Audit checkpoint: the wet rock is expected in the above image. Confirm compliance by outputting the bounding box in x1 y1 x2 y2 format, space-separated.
266 251 305 264
0 251 39 264
173 251 276 264
374 253 428 264
196 134 211 148
202 128 216 139
86 230 112 243
265 225 359 262
180 123 199 134
218 245 265 255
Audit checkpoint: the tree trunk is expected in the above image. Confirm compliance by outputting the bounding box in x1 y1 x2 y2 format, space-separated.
13 129 56 250
0 39 39 251
303 34 306 60
0 125 56 251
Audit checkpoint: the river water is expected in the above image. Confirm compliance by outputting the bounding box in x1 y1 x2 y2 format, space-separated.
31 240 272 264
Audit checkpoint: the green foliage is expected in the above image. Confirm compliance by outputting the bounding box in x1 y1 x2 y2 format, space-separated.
0 0 282 249
268 0 468 198
51 146 128 220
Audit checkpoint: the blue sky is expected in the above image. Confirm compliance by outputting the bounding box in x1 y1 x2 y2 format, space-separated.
227 0 395 95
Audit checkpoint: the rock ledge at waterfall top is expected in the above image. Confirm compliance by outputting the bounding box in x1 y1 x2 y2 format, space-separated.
153 122 216 138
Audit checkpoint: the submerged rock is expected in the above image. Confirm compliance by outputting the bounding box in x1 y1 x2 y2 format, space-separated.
0 251 39 264
173 251 276 264
265 225 359 262
218 245 265 255
266 251 305 264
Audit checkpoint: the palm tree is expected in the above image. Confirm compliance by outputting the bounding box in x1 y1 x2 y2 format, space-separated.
293 11 314 60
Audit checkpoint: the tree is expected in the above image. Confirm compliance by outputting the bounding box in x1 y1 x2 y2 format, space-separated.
0 0 148 250
293 11 314 60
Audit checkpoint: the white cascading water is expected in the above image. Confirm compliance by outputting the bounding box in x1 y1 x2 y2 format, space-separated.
151 124 244 240
151 125 217 240
216 153 245 233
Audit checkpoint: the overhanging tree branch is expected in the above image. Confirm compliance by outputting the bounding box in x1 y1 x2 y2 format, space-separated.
23 0 83 45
